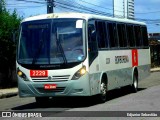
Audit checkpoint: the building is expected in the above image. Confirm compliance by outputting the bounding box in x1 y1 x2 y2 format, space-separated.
148 33 160 40
148 33 160 45
113 0 134 19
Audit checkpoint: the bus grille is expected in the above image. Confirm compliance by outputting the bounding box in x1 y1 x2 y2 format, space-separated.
51 75 70 81
37 87 65 93
32 75 70 82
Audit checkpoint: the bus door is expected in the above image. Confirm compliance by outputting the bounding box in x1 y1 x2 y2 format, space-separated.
88 20 99 95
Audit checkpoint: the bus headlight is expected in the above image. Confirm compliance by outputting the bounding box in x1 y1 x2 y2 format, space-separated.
17 68 28 81
72 66 86 80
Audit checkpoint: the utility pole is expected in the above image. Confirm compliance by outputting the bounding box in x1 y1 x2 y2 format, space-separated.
113 0 114 17
46 0 55 13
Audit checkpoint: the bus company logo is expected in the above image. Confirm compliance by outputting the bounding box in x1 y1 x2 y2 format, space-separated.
48 76 52 81
115 55 129 64
48 76 56 81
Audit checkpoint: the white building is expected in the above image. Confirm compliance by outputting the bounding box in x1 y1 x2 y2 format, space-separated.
113 0 134 19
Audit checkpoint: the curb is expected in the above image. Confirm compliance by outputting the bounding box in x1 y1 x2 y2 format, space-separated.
0 92 18 99
150 69 160 72
151 70 160 72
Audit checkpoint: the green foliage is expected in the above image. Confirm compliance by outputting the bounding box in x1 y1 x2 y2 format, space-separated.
0 0 5 12
0 0 23 88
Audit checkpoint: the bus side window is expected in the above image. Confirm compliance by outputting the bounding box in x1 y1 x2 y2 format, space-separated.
117 24 127 48
107 23 118 48
88 24 96 42
134 26 142 47
88 23 98 52
126 25 136 47
88 20 98 65
141 26 149 47
95 21 108 49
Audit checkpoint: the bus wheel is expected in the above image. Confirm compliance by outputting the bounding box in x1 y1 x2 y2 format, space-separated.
98 80 107 103
35 97 49 105
131 73 138 93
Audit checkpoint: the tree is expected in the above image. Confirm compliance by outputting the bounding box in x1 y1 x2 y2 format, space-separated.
0 0 22 88
0 0 5 12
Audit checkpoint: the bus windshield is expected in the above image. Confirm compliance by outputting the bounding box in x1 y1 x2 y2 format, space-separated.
18 19 85 66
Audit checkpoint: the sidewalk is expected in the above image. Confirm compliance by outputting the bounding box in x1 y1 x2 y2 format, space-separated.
0 87 18 99
0 68 160 99
150 67 160 72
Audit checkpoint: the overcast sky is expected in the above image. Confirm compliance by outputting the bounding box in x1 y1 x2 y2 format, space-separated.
6 0 160 33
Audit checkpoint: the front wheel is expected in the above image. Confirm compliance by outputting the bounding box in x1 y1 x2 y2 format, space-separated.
97 80 107 103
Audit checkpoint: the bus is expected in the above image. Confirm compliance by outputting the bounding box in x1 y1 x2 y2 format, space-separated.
17 13 150 103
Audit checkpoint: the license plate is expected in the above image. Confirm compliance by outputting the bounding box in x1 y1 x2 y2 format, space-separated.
30 70 48 77
44 84 57 89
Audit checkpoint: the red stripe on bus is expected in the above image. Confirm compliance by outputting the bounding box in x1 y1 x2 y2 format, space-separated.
132 49 138 67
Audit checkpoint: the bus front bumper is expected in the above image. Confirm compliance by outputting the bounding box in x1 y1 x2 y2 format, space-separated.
18 74 91 97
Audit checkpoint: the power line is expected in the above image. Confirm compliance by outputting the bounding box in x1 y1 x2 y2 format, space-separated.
6 5 45 8
15 0 45 4
55 0 113 16
78 0 113 11
7 0 160 23
12 0 160 15
135 10 160 14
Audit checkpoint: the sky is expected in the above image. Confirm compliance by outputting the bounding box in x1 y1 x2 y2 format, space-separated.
5 0 160 33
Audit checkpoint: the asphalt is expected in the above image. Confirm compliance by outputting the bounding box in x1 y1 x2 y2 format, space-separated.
0 68 160 99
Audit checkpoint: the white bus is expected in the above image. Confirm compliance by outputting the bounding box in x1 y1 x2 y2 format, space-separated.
17 13 150 103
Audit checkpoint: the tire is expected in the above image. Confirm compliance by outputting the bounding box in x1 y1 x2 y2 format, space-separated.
35 97 50 105
131 73 138 93
97 80 107 103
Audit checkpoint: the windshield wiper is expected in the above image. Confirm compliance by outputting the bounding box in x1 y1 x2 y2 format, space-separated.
32 40 43 65
56 30 67 64
32 30 45 65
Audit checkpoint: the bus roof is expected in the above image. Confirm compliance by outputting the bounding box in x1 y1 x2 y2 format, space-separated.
22 12 146 25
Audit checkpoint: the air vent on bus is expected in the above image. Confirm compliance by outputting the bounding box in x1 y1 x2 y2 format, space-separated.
31 75 70 82
51 75 70 81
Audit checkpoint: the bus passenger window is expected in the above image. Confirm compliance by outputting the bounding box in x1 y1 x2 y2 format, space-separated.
96 21 107 48
126 25 135 47
107 23 118 48
141 26 149 47
134 26 142 47
88 21 98 52
117 24 127 47
88 24 96 42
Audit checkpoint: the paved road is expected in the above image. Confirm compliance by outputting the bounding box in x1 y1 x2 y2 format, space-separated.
0 72 160 119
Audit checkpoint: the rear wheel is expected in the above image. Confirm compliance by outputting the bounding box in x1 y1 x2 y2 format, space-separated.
131 73 138 93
